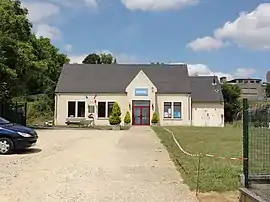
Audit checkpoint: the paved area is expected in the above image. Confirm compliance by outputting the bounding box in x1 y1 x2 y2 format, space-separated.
0 127 198 202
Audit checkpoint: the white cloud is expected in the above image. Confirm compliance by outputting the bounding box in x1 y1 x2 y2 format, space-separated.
23 2 60 23
214 3 270 49
121 0 198 11
35 24 61 40
187 64 256 80
188 3 270 51
187 36 224 51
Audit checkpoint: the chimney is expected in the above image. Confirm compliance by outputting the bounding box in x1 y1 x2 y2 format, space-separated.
220 76 227 83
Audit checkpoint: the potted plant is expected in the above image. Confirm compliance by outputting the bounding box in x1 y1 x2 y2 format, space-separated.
124 111 131 126
109 102 122 130
151 111 159 126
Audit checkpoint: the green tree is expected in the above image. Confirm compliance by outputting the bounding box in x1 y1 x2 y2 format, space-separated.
0 0 69 123
82 53 116 64
0 0 33 100
151 112 159 124
265 83 270 98
124 111 131 125
221 83 241 123
109 102 122 125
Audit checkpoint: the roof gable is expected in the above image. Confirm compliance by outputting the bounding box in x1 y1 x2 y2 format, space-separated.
125 70 157 93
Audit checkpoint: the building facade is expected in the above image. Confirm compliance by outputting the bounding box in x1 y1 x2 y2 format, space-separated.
55 64 225 127
220 77 266 100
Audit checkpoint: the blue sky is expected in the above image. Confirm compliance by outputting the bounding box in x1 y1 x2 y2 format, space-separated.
22 0 270 80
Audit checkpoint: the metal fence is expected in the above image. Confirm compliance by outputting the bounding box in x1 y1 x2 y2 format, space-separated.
0 102 27 126
243 98 270 199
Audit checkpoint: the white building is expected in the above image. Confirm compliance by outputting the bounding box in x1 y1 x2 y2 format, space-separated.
54 64 224 127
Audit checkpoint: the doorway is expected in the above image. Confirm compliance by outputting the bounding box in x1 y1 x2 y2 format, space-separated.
132 100 150 125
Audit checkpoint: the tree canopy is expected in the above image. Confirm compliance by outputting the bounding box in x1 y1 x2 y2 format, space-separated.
221 83 242 123
82 53 116 64
0 0 69 102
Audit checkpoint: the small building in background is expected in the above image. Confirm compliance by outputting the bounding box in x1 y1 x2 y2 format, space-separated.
220 77 266 100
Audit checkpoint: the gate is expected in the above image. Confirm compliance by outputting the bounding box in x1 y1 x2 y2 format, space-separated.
243 98 270 199
0 102 27 126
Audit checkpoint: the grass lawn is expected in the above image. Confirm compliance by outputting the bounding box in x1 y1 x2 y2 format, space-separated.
152 126 243 192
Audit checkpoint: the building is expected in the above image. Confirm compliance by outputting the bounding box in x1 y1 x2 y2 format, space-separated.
55 64 224 127
220 77 266 100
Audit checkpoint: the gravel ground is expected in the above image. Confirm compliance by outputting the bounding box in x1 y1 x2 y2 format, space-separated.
0 127 198 202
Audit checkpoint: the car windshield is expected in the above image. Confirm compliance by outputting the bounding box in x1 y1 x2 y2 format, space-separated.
0 117 10 124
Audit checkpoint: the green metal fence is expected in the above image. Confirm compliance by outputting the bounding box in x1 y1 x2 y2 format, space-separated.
243 98 270 198
0 101 27 125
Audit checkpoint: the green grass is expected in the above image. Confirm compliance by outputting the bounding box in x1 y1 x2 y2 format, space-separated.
152 126 243 192
249 127 270 175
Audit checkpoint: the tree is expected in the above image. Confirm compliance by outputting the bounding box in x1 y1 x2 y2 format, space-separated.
265 83 270 98
151 112 159 124
0 0 69 123
221 83 241 123
82 53 116 64
124 111 131 125
109 102 122 125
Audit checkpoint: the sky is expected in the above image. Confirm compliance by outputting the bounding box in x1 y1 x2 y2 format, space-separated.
21 0 270 81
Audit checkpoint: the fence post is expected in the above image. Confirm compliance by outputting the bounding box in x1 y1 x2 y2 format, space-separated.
243 98 249 188
24 102 27 126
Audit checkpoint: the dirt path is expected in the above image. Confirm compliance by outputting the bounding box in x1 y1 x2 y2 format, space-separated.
0 127 198 202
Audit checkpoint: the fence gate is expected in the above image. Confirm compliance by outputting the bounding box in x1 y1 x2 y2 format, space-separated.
243 98 270 199
0 102 27 126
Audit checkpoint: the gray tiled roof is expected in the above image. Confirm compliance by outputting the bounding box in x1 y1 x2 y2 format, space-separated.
55 64 191 93
55 64 224 102
190 76 224 102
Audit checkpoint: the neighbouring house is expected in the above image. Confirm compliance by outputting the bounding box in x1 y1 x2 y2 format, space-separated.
55 64 224 127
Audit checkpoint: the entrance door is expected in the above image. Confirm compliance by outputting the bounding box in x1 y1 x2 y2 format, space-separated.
132 101 150 125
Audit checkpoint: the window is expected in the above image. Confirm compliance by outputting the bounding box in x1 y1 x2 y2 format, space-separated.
173 102 182 118
68 101 76 117
164 102 182 119
88 105 95 113
107 102 114 117
163 102 172 118
98 102 106 118
77 101 85 117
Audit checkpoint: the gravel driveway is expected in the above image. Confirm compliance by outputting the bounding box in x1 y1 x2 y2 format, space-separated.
0 127 198 202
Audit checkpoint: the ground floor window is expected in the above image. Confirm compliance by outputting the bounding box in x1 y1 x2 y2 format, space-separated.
163 102 172 118
173 102 181 118
107 102 114 117
98 102 106 118
97 101 115 118
67 101 86 118
163 102 182 119
68 101 76 117
77 101 85 117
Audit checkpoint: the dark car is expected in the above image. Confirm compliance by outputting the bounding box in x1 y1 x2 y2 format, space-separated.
0 117 38 154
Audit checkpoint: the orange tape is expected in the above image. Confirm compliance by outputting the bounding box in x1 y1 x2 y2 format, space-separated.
163 127 248 161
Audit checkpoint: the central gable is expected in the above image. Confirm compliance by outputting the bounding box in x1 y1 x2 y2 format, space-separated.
125 70 157 94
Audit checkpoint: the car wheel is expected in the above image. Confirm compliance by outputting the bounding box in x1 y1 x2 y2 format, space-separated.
0 138 14 155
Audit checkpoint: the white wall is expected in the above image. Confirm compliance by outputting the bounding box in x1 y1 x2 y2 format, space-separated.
55 93 128 125
157 94 192 126
192 102 224 127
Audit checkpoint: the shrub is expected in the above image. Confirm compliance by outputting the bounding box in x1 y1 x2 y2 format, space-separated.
109 102 122 125
124 111 131 124
151 111 159 124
